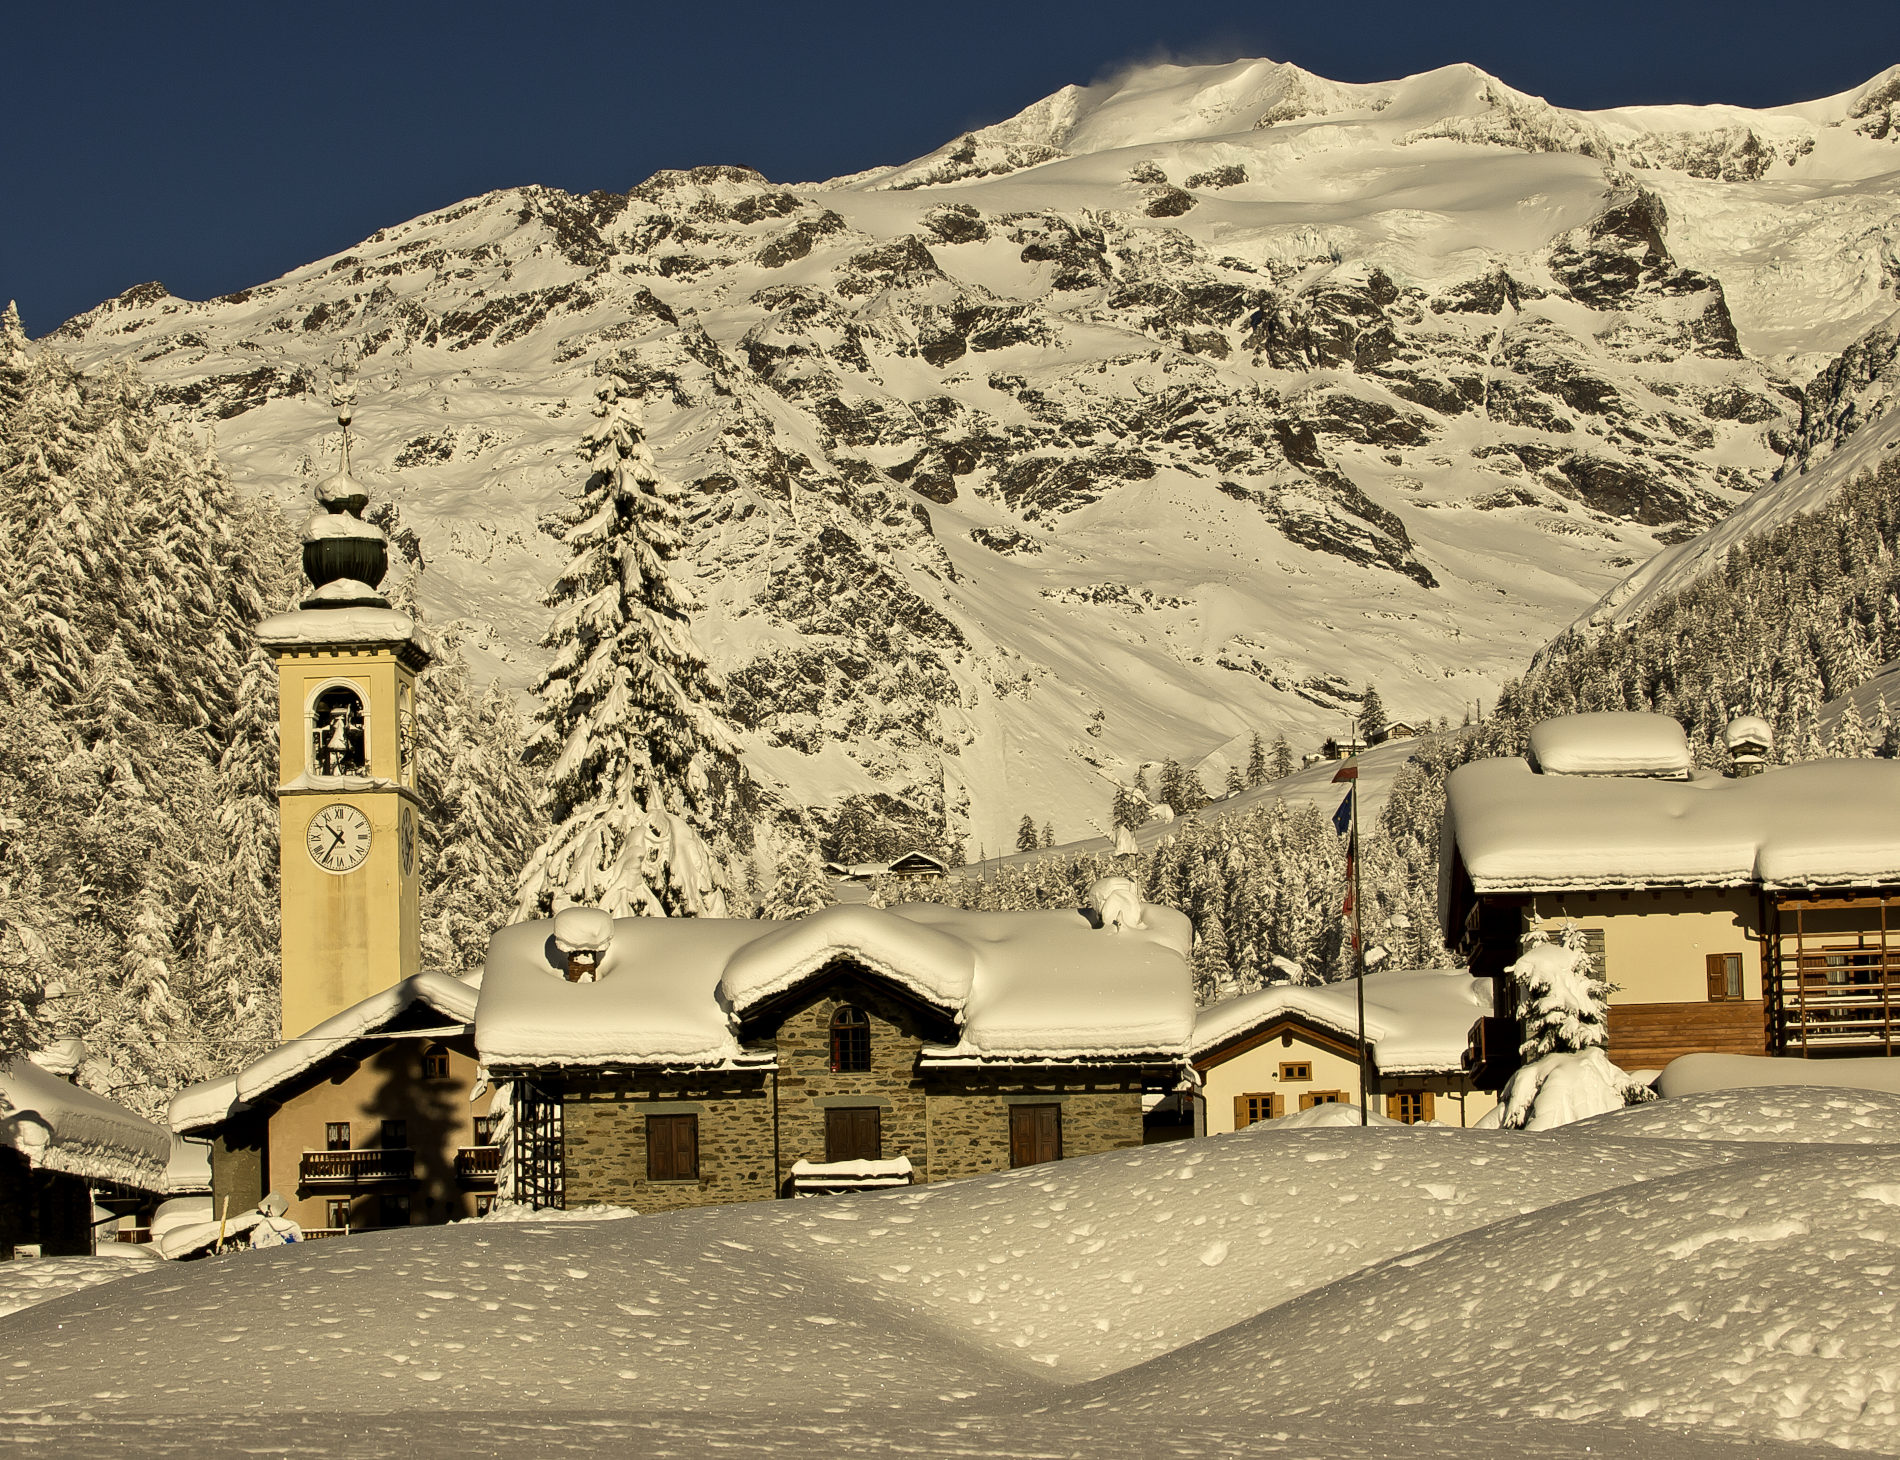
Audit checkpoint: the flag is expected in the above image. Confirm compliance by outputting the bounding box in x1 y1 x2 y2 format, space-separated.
1332 764 1358 783
1332 787 1354 836
1341 885 1354 915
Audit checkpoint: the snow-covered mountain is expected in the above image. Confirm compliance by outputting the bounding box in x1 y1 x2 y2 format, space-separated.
48 57 1900 852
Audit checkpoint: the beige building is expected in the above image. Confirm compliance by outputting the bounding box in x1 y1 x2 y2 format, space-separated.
1193 969 1497 1132
1442 712 1900 1083
171 974 494 1236
477 898 1195 1210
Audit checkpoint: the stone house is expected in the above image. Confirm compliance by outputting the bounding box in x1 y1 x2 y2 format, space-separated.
1191 968 1497 1132
170 973 494 1236
476 897 1194 1211
1441 711 1900 1085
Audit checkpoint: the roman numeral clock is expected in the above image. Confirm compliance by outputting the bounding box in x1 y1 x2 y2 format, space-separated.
256 402 434 1040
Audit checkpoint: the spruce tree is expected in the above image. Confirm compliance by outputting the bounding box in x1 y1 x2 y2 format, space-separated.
517 372 745 919
1016 815 1038 853
1111 783 1148 832
1270 733 1295 780
1040 821 1055 849
1358 686 1387 744
1245 732 1268 788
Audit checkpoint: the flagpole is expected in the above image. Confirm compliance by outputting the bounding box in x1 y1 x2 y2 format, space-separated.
1351 775 1367 1127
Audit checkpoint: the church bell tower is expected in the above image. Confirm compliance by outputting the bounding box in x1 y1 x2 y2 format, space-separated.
258 395 432 1038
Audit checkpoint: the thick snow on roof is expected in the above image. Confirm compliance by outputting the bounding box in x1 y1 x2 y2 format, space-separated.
1190 967 1491 1074
255 605 434 656
0 1057 170 1189
169 973 479 1134
16 1096 1897 1455
1659 1052 1900 1101
477 901 1194 1069
1526 711 1691 777
1446 755 1900 892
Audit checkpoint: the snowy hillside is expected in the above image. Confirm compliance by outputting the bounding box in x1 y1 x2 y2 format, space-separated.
7 1087 1899 1456
47 57 1900 850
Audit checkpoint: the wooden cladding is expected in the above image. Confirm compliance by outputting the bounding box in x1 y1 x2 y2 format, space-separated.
1008 1104 1062 1167
1607 1000 1765 1070
646 1113 699 1182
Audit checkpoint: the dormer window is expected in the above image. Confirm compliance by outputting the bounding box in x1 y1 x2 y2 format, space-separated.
830 1005 871 1072
310 684 368 776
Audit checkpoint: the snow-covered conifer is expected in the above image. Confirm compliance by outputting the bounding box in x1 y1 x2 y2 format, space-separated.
1358 686 1387 743
756 850 835 919
517 373 746 919
1511 921 1610 1061
1015 815 1038 853
1245 732 1268 788
1270 733 1294 780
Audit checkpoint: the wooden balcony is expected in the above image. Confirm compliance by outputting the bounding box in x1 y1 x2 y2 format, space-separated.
455 1145 501 1185
299 1148 414 1187
1772 948 1900 1052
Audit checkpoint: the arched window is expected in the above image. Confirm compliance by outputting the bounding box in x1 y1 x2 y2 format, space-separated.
421 1045 450 1081
830 1006 871 1073
310 684 367 776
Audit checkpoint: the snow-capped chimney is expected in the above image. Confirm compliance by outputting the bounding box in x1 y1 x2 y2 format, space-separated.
552 905 615 981
1724 715 1773 777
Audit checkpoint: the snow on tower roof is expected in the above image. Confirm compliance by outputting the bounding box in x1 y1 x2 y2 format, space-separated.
0 1057 170 1190
1189 967 1492 1076
1445 755 1900 893
168 972 480 1134
477 901 1195 1070
256 604 435 657
1527 712 1692 778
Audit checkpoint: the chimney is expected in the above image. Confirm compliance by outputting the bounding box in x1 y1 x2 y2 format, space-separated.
1724 715 1773 777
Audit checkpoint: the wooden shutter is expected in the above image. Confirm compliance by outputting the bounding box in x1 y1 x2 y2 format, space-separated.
1706 953 1728 1001
1009 1104 1062 1167
1421 1091 1435 1122
1233 1095 1251 1131
825 1107 881 1163
1386 1093 1403 1121
647 1114 698 1181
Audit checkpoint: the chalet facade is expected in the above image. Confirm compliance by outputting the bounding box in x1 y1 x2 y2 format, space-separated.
171 974 496 1237
1441 712 1900 1084
477 896 1194 1210
1191 969 1497 1131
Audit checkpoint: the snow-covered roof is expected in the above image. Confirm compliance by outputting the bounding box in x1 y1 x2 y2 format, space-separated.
1445 755 1900 893
1190 968 1492 1076
169 972 480 1134
255 605 434 658
0 1057 170 1190
477 901 1196 1070
1526 712 1692 778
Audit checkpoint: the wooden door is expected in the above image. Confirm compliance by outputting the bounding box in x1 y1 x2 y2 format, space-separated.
825 1106 881 1163
1009 1103 1062 1167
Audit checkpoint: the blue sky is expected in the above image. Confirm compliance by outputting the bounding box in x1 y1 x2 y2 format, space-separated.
5 0 1896 335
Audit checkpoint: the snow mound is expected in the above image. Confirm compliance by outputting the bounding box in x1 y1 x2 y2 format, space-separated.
0 1250 161 1319
1660 1051 1900 1100
1079 1146 1900 1452
1569 1085 1900 1143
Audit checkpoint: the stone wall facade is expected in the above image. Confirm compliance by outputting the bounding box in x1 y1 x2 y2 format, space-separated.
924 1075 1146 1182
562 1070 774 1213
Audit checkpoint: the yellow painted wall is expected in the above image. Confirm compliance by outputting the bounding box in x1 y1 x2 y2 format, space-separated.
1524 888 1761 1005
267 1036 492 1234
1199 1028 1497 1132
272 646 423 1038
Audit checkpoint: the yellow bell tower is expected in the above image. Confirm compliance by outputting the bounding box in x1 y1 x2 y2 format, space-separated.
259 397 432 1038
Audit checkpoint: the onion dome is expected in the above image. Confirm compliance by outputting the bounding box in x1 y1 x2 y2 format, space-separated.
300 403 391 609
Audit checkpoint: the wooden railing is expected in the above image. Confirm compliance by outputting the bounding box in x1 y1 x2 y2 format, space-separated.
1770 947 1900 1052
455 1145 501 1183
299 1148 414 1186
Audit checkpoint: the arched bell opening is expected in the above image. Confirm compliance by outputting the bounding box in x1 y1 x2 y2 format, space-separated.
309 683 369 777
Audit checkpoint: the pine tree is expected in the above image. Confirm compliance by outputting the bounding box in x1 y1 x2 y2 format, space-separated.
1358 686 1387 744
1270 733 1294 780
1225 764 1245 799
1246 732 1268 788
1040 821 1055 849
757 849 834 918
1111 784 1149 832
517 373 746 919
1191 907 1234 1004
1511 921 1611 1061
1016 815 1038 853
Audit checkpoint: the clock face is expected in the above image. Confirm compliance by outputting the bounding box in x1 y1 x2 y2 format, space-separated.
398 806 416 878
307 803 372 874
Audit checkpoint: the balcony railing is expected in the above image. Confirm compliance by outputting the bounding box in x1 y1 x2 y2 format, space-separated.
455 1145 501 1184
299 1148 414 1187
1771 947 1900 1052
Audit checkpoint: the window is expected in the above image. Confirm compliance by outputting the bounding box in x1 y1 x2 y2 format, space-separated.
1706 952 1744 1001
422 1046 450 1081
1279 1061 1312 1081
380 1119 408 1149
1009 1104 1062 1167
1234 1093 1280 1128
647 1114 699 1181
326 1198 351 1232
830 1006 871 1072
473 1114 499 1145
309 684 368 776
1387 1091 1435 1124
381 1194 411 1227
325 1122 351 1151
474 1195 495 1218
1299 1090 1347 1110
825 1106 882 1163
